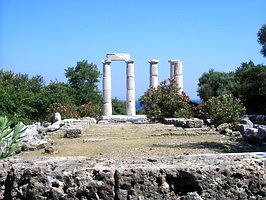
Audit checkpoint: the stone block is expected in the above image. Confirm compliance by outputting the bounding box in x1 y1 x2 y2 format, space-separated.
240 118 253 128
53 112 61 122
107 53 130 61
258 127 266 142
217 123 230 134
64 128 83 138
236 124 248 134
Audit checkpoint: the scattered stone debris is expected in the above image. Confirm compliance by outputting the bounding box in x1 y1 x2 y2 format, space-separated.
44 145 58 154
20 116 96 151
164 118 204 128
64 127 84 138
237 118 266 144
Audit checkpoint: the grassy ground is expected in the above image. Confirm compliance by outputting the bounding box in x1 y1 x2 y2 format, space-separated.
23 123 266 158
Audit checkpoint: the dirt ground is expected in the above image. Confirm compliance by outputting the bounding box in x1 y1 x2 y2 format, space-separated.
23 123 266 158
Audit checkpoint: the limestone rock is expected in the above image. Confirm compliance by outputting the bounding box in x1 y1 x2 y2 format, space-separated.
216 123 229 132
258 127 266 142
53 112 61 122
164 118 204 128
64 127 83 138
21 124 53 150
237 124 249 135
240 118 254 128
0 155 265 199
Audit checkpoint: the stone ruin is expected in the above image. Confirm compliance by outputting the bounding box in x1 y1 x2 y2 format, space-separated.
102 53 184 117
0 154 265 199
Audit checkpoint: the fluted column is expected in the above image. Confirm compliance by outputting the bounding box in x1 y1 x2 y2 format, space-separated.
174 61 183 93
168 60 178 79
126 59 136 116
102 59 112 116
149 59 159 88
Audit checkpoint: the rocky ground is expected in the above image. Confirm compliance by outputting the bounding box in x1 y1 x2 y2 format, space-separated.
1 154 265 199
23 123 266 158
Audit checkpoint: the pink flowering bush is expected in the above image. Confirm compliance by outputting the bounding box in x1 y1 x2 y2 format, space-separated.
79 102 102 121
140 79 193 121
47 102 102 121
198 94 246 125
47 103 79 120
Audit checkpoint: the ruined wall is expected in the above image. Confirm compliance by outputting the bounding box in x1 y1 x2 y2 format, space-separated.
0 155 265 199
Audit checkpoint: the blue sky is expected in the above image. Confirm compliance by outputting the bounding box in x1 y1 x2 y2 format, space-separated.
0 0 265 100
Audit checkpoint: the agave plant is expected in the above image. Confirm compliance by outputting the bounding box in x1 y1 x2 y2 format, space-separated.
0 116 26 158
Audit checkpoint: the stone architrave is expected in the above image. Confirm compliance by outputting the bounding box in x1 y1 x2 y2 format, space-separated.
107 53 130 61
102 59 112 116
148 59 159 88
168 60 178 79
126 59 136 116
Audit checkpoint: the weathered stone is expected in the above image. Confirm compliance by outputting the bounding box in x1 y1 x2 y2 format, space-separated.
258 127 266 142
21 124 53 150
64 127 83 138
240 118 253 128
149 59 159 88
164 118 204 128
237 124 249 134
242 128 260 144
107 53 130 61
0 155 265 199
168 60 178 78
53 112 61 122
102 115 149 124
126 59 136 116
216 123 230 134
44 145 57 154
255 115 266 125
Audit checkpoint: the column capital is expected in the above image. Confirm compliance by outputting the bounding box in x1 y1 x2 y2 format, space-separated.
168 59 179 64
148 59 159 64
125 59 134 64
101 59 112 64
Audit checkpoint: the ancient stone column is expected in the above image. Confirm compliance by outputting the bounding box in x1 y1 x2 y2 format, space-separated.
148 59 159 88
168 60 178 79
126 59 136 116
102 59 112 116
174 61 183 93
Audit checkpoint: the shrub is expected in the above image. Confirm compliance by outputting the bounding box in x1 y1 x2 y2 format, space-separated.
47 103 79 120
140 79 193 121
0 116 26 158
198 94 246 126
79 102 102 121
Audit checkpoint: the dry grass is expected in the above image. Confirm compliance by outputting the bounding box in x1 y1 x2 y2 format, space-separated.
23 123 266 158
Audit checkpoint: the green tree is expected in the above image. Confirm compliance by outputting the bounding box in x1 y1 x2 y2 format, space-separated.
197 69 238 100
235 61 266 114
112 98 126 115
258 24 266 57
65 60 101 105
0 70 46 123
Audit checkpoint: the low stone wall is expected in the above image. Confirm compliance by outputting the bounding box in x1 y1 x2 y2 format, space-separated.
100 115 149 124
0 155 265 199
164 118 204 128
